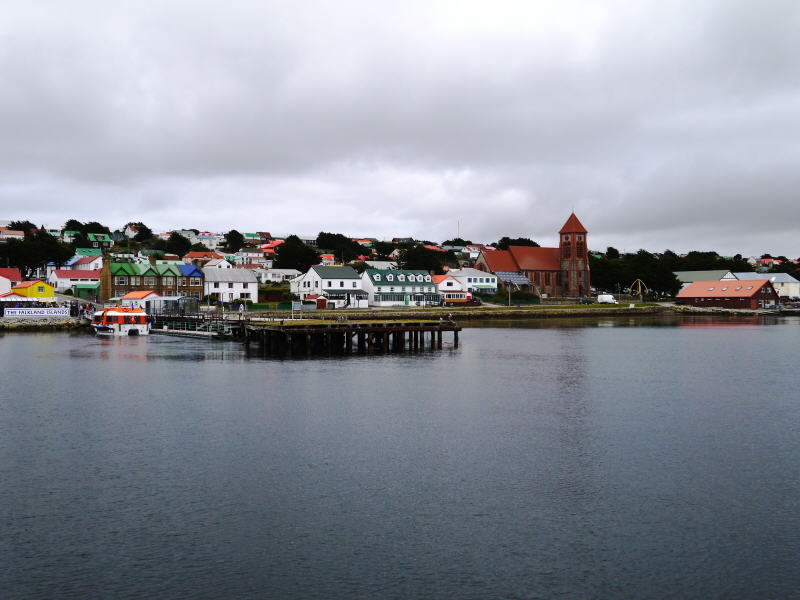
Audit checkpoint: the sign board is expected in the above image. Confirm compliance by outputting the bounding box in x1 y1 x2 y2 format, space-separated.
4 307 70 317
291 301 303 311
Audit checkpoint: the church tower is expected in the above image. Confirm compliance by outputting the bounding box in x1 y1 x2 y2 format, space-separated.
558 213 590 297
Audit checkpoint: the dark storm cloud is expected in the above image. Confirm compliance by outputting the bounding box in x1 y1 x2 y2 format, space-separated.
1 0 798 255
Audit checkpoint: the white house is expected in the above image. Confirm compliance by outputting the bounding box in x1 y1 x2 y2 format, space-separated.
446 268 498 295
202 267 259 302
48 269 102 293
291 266 368 308
71 255 103 271
234 249 270 265
432 274 464 293
261 268 301 283
205 258 232 269
197 232 225 250
0 275 10 295
360 268 439 307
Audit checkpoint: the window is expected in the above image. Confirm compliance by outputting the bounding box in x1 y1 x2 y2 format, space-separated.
144 277 156 286
115 276 127 285
131 276 140 286
390 286 394 292
352 281 357 288
340 281 344 287
446 281 453 287
374 274 381 281
314 280 319 288
243 283 249 289
178 277 187 286
228 283 234 289
424 275 431 282
214 282 219 289
327 281 332 287
398 274 405 281
190 278 201 286
163 277 174 286
387 274 394 281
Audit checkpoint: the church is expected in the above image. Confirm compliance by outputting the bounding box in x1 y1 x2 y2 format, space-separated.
474 213 591 297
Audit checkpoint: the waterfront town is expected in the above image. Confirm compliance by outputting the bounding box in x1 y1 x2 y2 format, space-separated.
0 213 800 318
1 214 798 318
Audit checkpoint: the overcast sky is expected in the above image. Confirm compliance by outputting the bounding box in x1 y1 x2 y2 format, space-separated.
1 0 798 256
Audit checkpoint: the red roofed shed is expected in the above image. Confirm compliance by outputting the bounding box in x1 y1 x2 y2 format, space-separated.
676 279 779 309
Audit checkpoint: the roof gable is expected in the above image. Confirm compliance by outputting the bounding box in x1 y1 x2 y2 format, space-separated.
559 213 587 234
110 263 138 276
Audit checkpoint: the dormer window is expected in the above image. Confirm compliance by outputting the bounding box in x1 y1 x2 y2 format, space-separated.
374 274 381 281
387 274 394 281
424 275 431 282
398 274 405 281
563 235 571 242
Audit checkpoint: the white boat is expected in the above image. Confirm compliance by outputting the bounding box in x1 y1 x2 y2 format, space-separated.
91 307 150 336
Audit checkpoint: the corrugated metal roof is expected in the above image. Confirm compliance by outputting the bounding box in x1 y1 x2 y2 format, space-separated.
202 268 258 283
674 270 731 283
733 272 799 283
311 266 360 279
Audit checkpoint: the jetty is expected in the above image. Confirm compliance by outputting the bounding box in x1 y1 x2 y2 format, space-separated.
243 319 460 357
149 312 461 356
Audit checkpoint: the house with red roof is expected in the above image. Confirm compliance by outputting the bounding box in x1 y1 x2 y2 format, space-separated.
475 213 590 297
183 251 224 265
71 255 103 270
48 269 102 293
676 280 779 309
0 267 23 287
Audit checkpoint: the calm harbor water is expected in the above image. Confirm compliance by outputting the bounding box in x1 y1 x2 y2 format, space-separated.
1 315 799 599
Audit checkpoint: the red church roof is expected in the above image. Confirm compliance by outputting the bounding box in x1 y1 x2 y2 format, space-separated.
509 246 560 271
559 213 587 234
480 246 561 272
479 249 519 272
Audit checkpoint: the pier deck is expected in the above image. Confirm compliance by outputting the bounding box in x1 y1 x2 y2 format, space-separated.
244 319 461 357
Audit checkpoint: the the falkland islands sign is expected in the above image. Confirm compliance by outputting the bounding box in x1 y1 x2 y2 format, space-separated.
4 307 70 317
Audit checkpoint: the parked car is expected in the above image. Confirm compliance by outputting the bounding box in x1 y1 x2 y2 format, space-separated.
597 294 618 304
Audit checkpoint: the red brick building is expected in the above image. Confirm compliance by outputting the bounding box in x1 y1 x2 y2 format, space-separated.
676 279 779 309
475 213 590 297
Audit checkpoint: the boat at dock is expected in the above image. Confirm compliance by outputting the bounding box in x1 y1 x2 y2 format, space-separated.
91 307 150 336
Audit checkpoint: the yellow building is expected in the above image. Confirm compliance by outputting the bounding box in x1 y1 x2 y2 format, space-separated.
12 280 55 299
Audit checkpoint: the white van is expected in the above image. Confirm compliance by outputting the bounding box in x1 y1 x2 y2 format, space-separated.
597 294 618 304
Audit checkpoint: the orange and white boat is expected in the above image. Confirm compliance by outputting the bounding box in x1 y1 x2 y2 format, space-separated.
91 307 150 336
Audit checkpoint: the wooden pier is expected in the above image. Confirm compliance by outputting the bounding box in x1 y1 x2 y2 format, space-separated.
243 319 461 357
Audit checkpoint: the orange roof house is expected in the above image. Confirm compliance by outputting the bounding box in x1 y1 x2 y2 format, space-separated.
676 279 779 310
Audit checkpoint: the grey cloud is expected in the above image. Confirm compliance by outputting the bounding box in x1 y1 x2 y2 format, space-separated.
1 0 799 256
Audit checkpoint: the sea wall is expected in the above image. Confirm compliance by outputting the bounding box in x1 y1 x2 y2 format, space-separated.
0 317 89 331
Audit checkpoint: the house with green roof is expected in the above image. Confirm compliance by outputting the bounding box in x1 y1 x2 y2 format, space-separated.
87 232 113 249
62 230 81 243
75 247 103 257
290 265 368 308
101 262 204 301
361 269 440 307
